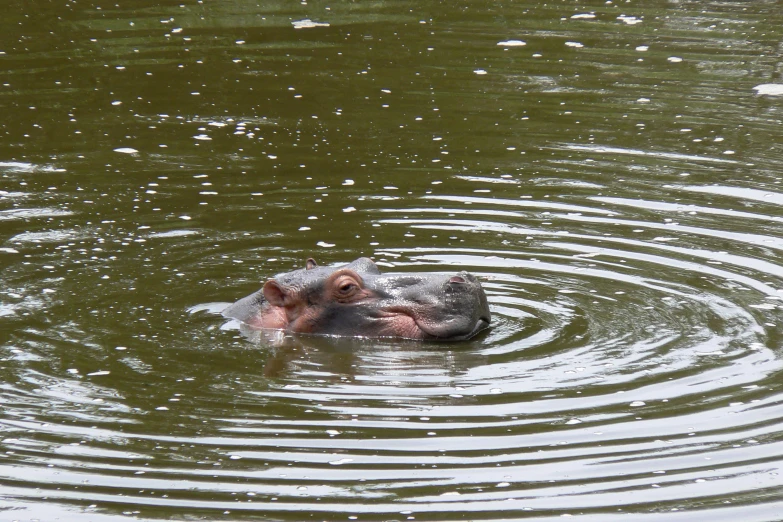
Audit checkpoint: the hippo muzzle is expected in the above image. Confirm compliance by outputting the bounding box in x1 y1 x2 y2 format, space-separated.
223 257 491 341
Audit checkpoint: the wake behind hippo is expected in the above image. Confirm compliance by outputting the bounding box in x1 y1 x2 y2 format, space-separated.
223 257 491 341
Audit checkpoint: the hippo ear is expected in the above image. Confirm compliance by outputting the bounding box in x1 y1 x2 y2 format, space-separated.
262 280 289 307
305 258 318 270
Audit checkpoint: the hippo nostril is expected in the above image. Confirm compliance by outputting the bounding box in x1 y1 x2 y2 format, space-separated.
448 276 467 284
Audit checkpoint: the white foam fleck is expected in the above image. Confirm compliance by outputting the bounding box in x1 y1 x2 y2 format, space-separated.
497 40 526 47
618 15 642 25
753 84 783 96
0 208 73 221
292 19 330 29
750 303 777 310
114 147 138 154
149 230 199 238
11 230 79 243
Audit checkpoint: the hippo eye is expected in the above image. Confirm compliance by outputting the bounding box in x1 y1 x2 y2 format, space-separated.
339 282 356 294
333 275 362 300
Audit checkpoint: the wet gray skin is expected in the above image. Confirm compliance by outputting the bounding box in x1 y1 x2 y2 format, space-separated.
223 258 491 341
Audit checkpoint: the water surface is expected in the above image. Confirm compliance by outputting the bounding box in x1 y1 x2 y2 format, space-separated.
2 0 783 520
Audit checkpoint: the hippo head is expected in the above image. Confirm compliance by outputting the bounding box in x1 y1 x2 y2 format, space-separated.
223 257 491 341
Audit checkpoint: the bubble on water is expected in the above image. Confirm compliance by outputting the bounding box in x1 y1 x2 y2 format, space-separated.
114 147 138 154
565 41 584 48
571 13 595 19
668 56 683 63
630 401 646 407
474 69 488 75
317 241 335 248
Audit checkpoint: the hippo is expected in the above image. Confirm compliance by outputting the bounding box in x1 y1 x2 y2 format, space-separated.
222 257 491 341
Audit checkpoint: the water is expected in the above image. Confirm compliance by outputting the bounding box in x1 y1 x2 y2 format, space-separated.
2 0 783 520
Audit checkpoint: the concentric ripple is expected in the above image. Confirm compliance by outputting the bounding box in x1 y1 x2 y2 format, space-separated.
5 177 783 520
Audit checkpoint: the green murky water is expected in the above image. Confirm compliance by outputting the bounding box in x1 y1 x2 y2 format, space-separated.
3 0 783 520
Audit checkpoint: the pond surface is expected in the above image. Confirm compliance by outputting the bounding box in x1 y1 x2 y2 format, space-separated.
3 0 783 520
